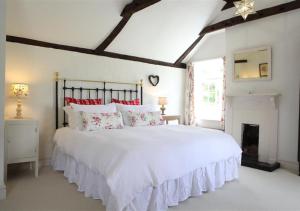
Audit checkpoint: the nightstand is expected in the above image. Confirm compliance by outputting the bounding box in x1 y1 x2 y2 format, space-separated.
5 119 39 178
162 115 181 125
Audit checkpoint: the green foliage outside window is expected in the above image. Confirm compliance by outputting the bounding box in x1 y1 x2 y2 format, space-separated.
202 83 219 104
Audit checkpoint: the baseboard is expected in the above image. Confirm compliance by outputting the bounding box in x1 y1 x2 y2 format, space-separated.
279 160 299 175
0 183 6 200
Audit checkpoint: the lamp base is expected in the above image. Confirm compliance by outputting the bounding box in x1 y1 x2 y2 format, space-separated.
160 106 166 115
15 99 23 119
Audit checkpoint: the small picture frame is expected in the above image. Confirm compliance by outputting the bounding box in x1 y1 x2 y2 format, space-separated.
259 63 268 77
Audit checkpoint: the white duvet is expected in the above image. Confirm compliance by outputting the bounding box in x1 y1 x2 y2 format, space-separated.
53 125 241 211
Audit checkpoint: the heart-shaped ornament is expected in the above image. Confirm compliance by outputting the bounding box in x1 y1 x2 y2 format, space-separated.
148 75 160 86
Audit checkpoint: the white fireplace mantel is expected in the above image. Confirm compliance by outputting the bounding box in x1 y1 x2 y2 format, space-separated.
226 92 281 109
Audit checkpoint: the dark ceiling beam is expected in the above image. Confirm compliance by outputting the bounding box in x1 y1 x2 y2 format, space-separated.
95 0 161 52
174 35 205 66
174 0 300 65
6 35 186 69
95 15 132 52
121 0 161 17
221 0 236 11
201 0 300 35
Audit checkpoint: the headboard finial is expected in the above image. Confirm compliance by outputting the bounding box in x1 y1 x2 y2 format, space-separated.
55 72 59 81
140 79 144 87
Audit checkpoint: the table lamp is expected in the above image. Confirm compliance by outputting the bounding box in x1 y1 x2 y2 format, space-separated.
11 83 29 119
158 97 168 115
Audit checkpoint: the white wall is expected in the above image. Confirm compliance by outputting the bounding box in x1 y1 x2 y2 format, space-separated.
190 30 226 62
190 11 300 172
5 43 185 162
0 0 6 200
226 11 300 170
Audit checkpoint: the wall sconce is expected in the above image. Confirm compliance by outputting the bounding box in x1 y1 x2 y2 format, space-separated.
11 83 29 119
158 97 168 115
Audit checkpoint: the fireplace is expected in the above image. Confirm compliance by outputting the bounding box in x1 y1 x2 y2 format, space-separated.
242 124 259 162
226 93 281 172
241 122 280 171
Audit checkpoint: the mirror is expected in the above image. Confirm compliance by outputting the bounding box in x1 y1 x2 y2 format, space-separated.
234 46 272 81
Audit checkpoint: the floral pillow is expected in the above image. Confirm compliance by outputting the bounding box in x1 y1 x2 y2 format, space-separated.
123 111 163 127
80 111 124 131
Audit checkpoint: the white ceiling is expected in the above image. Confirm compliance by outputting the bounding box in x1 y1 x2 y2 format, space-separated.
6 0 293 64
106 0 219 62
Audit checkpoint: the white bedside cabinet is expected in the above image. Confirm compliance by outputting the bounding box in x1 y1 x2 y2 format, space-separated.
5 119 39 178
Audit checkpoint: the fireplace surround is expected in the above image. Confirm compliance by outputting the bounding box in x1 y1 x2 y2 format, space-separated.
226 92 281 172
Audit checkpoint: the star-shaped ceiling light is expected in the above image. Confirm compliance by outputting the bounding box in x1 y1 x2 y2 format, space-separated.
234 0 256 20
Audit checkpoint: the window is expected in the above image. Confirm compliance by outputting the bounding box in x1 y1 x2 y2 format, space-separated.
194 58 224 123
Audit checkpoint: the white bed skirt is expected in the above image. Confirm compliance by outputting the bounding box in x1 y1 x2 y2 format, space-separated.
51 146 241 211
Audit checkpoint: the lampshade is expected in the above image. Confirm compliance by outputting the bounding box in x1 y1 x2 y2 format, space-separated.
158 97 168 105
11 83 29 97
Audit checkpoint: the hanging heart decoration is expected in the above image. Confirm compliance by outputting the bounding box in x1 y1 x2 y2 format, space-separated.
148 75 160 86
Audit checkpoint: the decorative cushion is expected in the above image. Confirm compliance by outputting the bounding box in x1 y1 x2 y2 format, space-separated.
112 98 140 105
63 104 117 130
123 111 163 127
65 97 102 105
116 104 160 125
81 111 124 131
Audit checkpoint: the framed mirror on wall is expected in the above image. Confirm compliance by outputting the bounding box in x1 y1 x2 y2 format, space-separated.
234 46 272 81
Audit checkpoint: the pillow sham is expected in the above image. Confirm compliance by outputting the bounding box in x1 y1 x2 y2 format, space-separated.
115 104 160 125
70 103 117 113
81 111 124 131
65 97 102 105
112 98 140 105
63 103 117 130
115 103 159 112
63 106 80 129
123 111 162 127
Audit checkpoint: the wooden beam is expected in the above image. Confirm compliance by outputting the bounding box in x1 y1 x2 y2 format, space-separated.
174 0 300 65
201 0 300 35
6 35 186 69
174 35 205 65
121 0 161 17
95 0 161 52
221 0 236 11
95 15 132 52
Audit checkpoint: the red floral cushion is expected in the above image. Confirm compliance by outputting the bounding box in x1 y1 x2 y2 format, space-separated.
112 98 140 105
65 97 102 105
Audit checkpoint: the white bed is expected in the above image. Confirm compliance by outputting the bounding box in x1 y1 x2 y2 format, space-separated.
51 125 241 211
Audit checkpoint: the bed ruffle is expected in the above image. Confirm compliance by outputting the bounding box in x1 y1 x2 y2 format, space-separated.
51 146 241 211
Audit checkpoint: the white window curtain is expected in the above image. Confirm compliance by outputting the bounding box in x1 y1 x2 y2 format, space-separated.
184 64 195 125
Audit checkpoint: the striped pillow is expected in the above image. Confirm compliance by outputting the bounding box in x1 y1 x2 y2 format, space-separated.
65 97 102 105
112 98 140 105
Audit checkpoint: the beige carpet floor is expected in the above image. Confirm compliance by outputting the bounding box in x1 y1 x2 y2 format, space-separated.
0 166 300 211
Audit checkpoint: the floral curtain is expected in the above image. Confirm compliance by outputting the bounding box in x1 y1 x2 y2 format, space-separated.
220 57 226 130
184 63 195 125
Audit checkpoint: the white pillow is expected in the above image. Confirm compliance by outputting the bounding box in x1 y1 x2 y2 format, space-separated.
63 106 81 130
81 111 124 131
70 103 117 113
122 111 162 127
115 103 158 112
64 103 117 130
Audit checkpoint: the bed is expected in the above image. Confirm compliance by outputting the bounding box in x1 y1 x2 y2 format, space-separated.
51 73 242 211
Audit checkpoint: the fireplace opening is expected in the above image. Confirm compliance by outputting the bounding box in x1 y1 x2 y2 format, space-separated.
242 124 259 162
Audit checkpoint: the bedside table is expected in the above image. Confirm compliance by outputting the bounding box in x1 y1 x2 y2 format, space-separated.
162 115 181 125
5 119 39 178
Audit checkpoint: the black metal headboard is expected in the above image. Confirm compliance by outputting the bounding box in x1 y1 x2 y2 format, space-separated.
55 72 143 129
